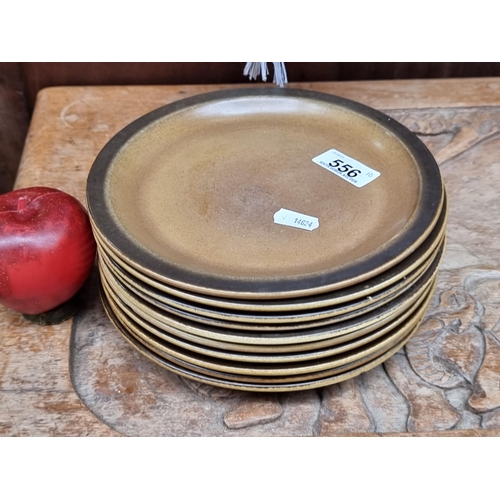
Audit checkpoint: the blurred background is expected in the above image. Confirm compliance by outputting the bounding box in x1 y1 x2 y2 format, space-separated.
2 62 500 194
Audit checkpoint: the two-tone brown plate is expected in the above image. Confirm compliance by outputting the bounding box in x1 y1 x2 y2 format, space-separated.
103 273 435 365
88 88 443 300
102 261 440 355
101 285 430 392
99 241 441 330
99 250 440 347
88 88 447 391
99 242 442 336
92 195 447 313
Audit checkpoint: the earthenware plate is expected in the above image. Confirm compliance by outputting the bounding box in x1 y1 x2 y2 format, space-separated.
118 314 427 384
93 190 448 312
104 274 433 365
99 241 442 331
99 256 438 346
88 88 443 300
100 239 441 327
101 285 427 392
103 268 436 355
101 277 434 380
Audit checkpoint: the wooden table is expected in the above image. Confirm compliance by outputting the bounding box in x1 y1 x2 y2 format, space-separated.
2 78 500 436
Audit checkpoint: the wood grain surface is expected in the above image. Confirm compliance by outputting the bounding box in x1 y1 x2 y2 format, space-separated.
5 63 500 193
2 78 500 436
18 63 500 111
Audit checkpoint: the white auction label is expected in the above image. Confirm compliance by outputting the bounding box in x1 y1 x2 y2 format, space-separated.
312 149 380 188
273 208 319 231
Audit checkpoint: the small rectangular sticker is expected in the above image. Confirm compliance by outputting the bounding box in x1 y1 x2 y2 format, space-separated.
312 149 380 188
274 208 319 231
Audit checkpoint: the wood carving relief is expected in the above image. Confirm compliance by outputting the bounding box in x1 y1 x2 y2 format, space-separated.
71 106 500 435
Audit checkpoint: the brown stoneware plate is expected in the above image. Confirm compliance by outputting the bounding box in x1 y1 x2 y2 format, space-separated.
101 278 434 379
99 255 439 347
104 274 433 365
87 88 443 299
101 284 428 392
92 192 447 320
99 241 442 331
93 204 446 312
99 239 441 328
103 269 436 355
118 314 427 384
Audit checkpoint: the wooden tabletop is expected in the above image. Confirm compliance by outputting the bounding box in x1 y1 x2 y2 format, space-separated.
3 78 500 436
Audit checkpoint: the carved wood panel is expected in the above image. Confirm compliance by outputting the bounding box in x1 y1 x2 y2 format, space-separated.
71 105 500 435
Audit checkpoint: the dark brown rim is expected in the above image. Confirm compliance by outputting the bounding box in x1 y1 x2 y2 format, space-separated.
87 88 443 298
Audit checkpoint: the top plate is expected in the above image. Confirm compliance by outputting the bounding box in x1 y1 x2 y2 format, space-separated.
87 88 443 299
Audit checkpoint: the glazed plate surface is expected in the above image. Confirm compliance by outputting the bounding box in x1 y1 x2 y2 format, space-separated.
88 88 443 299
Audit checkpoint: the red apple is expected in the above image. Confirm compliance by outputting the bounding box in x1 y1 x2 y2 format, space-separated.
0 187 96 315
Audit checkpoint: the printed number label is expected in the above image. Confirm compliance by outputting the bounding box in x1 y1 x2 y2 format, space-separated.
312 149 380 188
273 208 319 231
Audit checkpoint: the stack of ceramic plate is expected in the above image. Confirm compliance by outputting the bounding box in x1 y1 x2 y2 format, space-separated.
87 88 447 392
